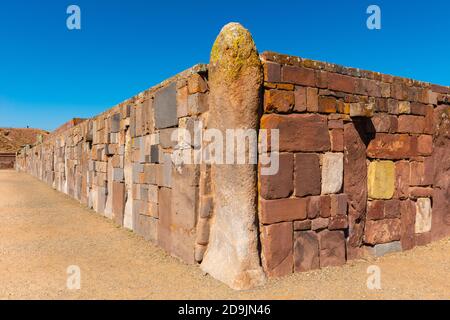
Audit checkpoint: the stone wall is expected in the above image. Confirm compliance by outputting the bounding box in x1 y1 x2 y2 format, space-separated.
16 64 212 265
15 23 450 289
259 51 450 277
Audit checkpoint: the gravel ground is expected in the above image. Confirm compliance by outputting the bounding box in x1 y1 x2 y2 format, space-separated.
0 169 449 300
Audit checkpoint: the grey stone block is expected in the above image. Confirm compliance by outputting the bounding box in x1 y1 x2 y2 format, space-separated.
150 145 159 164
113 168 124 182
371 241 402 257
159 128 177 148
154 82 178 129
110 113 121 133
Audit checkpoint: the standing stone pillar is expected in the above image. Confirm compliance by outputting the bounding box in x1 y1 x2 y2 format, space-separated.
200 23 266 290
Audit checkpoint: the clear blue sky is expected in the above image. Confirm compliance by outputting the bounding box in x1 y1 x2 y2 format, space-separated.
0 0 449 131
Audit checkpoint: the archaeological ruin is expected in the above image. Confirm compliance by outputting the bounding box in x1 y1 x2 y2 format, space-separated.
15 23 450 290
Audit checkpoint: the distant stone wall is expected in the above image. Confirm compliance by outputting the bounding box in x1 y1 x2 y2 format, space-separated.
259 51 450 277
16 23 450 289
0 153 15 169
16 64 212 265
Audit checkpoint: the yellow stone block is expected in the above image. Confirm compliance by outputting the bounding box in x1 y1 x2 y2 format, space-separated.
368 161 395 199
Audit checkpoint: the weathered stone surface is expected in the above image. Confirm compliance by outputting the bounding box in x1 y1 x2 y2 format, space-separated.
415 198 432 234
368 161 395 200
294 86 307 112
282 65 315 87
261 114 330 152
294 231 319 272
112 181 125 226
417 135 433 156
364 219 401 245
350 102 374 117
261 222 293 277
394 161 410 199
264 90 294 113
260 198 308 224
201 23 266 290
398 115 425 134
321 153 343 195
400 200 416 250
328 216 348 230
370 241 402 257
307 196 320 219
367 200 384 220
294 220 312 231
319 230 346 268
311 218 329 231
330 194 348 217
154 82 178 129
344 122 367 247
367 134 413 160
431 106 450 241
410 159 434 186
260 153 293 199
294 153 321 197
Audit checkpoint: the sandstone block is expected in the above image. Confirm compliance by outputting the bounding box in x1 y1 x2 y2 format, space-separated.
264 61 281 83
350 103 374 117
261 114 330 152
260 198 308 224
282 65 315 87
319 230 346 268
367 134 413 160
261 222 293 277
264 90 294 113
417 135 433 156
398 115 425 134
400 200 416 250
394 161 410 199
294 220 312 231
321 153 343 195
260 153 293 199
368 161 395 200
364 219 401 245
294 153 321 197
294 231 319 272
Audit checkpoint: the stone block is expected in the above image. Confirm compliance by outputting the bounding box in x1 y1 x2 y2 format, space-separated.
307 196 320 219
398 101 411 114
327 73 356 94
367 134 413 160
330 194 347 217
134 214 158 242
261 222 293 277
112 168 124 182
398 115 425 134
417 135 433 156
154 82 178 129
176 86 189 118
321 153 343 195
112 182 125 226
368 161 395 200
294 86 307 112
328 216 348 230
318 230 346 268
264 61 281 83
415 198 432 234
260 198 308 224
320 195 331 218
281 65 315 87
260 153 293 199
371 241 402 257
306 87 319 112
294 231 319 272
318 96 337 113
294 220 312 231
294 153 321 197
394 161 410 199
311 218 329 231
264 90 294 113
261 114 330 152
187 73 208 94
364 219 401 245
400 200 416 250
367 200 384 220
330 129 344 152
187 93 209 115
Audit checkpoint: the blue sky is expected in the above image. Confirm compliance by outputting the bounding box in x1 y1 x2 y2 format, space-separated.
0 0 449 131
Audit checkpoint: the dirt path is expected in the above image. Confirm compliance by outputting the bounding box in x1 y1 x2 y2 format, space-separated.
0 169 449 300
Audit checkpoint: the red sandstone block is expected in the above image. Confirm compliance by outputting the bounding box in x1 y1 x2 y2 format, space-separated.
400 200 416 250
384 199 401 219
264 89 295 113
417 135 433 156
367 134 413 160
364 219 401 245
294 220 312 231
294 153 321 197
330 129 344 152
367 201 384 220
394 161 410 199
282 65 316 87
112 182 125 226
327 73 356 94
307 196 321 219
391 83 408 101
294 231 319 272
319 230 346 268
294 87 307 112
410 102 427 116
388 99 399 115
306 87 319 112
320 196 331 218
261 222 293 277
409 187 433 199
328 119 344 129
260 198 308 224
357 78 382 97
260 153 294 200
415 232 432 247
312 218 329 231
410 158 434 186
264 61 281 83
398 115 425 134
328 216 348 230
330 194 348 217
424 105 435 135
261 114 331 152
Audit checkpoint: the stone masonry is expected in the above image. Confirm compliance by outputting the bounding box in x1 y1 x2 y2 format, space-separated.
16 23 450 289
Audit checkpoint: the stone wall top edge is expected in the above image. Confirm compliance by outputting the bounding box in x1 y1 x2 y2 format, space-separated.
261 51 450 93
